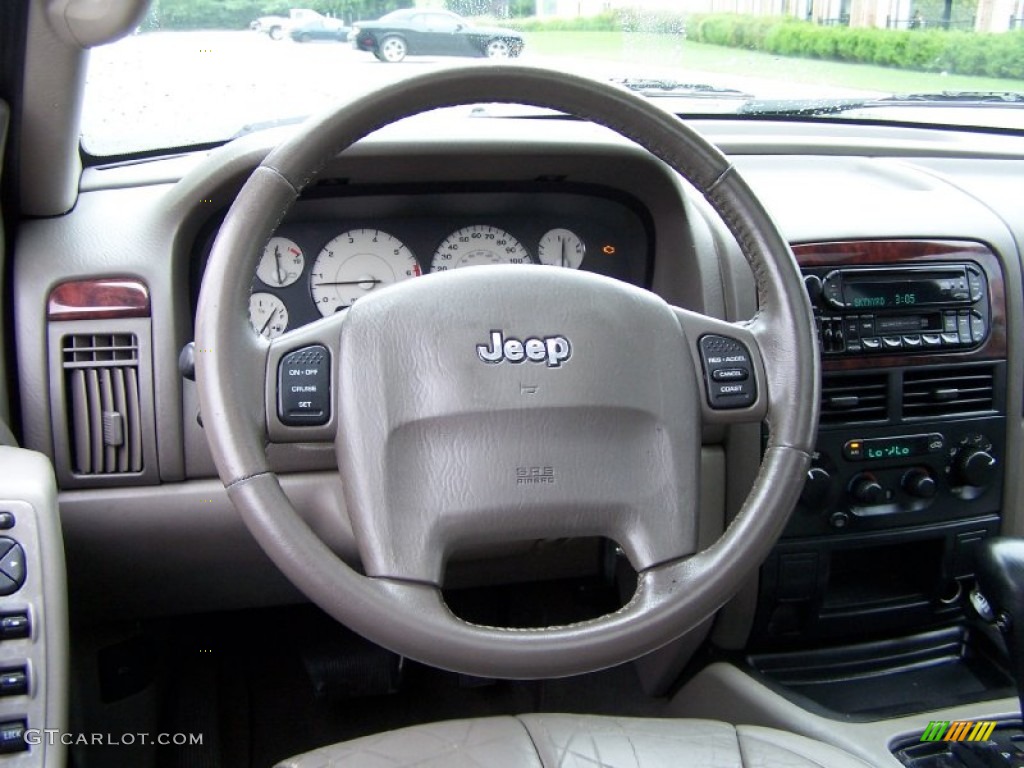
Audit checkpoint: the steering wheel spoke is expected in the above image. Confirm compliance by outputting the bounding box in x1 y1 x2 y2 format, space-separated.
671 308 769 426
265 315 344 444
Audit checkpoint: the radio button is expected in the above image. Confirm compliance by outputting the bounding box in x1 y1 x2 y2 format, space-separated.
902 334 922 348
957 311 972 344
882 336 903 350
843 316 860 340
941 332 961 346
970 312 987 344
861 337 882 351
922 333 942 348
858 316 875 337
846 341 863 354
943 312 958 334
968 268 984 302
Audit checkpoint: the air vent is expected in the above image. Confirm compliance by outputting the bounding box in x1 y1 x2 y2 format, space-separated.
61 333 144 475
820 373 889 425
902 366 995 419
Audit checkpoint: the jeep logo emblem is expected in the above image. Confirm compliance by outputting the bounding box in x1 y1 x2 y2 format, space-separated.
476 330 571 368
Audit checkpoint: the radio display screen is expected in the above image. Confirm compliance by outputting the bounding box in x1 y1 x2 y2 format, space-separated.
841 270 968 309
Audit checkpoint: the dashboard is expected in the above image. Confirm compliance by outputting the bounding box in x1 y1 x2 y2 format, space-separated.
190 184 653 339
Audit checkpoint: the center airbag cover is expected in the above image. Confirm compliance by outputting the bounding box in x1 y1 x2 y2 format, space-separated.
336 265 701 583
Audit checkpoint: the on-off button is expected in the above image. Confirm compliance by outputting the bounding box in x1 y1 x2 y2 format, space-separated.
277 345 331 427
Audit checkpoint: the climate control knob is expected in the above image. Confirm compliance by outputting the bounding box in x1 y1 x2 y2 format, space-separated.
850 474 885 506
902 468 937 499
954 449 997 488
800 467 832 509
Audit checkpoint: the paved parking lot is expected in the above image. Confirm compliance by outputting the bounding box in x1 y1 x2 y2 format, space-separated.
82 30 872 156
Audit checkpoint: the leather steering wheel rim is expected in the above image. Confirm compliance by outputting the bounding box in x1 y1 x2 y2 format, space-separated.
195 65 820 679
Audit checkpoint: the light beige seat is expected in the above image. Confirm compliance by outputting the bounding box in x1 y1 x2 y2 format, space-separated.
276 714 874 768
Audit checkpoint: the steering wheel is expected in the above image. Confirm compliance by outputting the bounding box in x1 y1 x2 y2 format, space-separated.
195 66 819 679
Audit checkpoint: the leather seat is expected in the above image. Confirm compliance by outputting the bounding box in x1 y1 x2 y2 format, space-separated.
276 714 873 767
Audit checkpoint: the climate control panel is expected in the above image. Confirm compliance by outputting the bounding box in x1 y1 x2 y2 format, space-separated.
787 418 1004 537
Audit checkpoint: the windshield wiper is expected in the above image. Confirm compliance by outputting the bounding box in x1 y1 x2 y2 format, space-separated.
879 91 1024 104
738 91 1024 117
611 78 751 99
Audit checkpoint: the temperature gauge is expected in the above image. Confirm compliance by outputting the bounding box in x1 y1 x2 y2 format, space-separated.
538 228 585 269
257 237 304 288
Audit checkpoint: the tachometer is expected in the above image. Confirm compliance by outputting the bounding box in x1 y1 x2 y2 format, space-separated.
310 229 421 317
257 237 304 288
249 292 289 339
431 225 530 272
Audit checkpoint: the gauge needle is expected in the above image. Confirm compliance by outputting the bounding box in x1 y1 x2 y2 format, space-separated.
561 238 567 268
260 310 277 336
274 247 284 285
314 279 383 287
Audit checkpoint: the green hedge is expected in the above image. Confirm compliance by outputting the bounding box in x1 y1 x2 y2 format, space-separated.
686 13 1024 79
505 10 1024 79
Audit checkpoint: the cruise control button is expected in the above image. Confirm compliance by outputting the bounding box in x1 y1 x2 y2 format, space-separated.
699 335 756 409
711 368 748 382
277 345 331 427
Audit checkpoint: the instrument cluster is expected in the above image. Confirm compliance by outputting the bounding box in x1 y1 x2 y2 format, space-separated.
239 186 652 338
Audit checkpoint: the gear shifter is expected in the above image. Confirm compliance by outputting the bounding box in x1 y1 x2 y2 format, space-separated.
975 537 1024 718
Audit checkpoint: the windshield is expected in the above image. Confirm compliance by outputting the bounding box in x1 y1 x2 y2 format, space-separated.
82 0 1024 156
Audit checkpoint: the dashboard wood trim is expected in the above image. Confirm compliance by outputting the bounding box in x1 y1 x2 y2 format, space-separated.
47 278 151 321
791 239 1007 370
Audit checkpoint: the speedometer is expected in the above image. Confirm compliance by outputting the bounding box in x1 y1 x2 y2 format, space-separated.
430 225 530 272
309 229 421 317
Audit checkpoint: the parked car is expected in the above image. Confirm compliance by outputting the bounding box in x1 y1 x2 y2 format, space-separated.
250 14 289 40
352 8 524 62
289 16 351 43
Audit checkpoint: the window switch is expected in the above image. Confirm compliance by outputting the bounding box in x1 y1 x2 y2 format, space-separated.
0 614 29 641
0 720 27 754
0 669 27 697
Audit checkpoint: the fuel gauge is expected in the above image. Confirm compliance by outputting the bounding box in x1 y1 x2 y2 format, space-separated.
538 228 585 269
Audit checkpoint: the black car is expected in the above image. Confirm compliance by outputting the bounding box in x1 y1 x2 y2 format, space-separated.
289 16 351 43
352 8 524 62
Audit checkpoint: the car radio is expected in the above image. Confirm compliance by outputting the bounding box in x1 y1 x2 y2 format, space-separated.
801 264 989 355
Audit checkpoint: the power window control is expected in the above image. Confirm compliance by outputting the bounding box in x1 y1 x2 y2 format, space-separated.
0 614 29 641
0 720 27 754
0 669 27 697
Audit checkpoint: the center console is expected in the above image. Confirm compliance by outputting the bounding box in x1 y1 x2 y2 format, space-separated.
751 240 1009 658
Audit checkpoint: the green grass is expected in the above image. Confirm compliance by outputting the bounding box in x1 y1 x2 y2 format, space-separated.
526 31 1024 95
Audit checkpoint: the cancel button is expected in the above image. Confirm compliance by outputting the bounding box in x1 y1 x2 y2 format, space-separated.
711 368 748 382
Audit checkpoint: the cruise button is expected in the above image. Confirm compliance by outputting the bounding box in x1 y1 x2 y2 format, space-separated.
711 368 748 382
